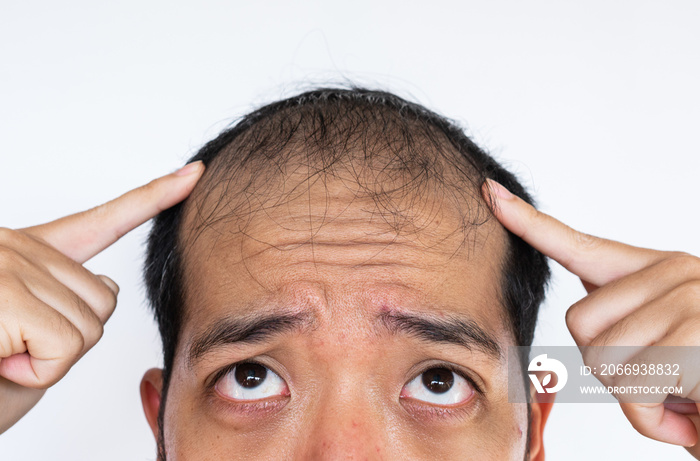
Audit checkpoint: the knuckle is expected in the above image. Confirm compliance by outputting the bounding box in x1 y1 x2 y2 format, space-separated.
56 316 85 358
0 228 34 250
0 270 25 293
666 252 700 277
93 321 105 342
565 312 584 343
69 330 86 357
97 284 118 313
565 303 583 330
670 317 700 346
0 245 26 271
674 280 700 303
0 227 37 251
83 285 117 321
83 320 104 348
565 302 595 345
0 227 19 245
68 294 104 347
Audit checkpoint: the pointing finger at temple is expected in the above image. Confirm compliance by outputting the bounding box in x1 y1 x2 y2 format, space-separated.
20 161 205 264
481 179 665 287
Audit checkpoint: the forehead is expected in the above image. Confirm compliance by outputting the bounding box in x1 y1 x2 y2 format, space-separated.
177 160 510 340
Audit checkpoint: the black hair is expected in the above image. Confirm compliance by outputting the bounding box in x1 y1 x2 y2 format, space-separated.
143 87 550 458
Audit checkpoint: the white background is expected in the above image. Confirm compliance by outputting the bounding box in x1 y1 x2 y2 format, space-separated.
1 1 699 459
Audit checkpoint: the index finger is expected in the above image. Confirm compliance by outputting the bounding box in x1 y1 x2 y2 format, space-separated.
20 161 205 264
482 179 665 286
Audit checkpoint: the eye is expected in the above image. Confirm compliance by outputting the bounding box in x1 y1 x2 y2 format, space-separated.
401 367 475 406
215 362 289 401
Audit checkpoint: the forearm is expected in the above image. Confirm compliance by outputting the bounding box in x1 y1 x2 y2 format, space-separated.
0 377 45 435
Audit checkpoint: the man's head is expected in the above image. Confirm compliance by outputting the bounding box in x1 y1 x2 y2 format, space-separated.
141 88 552 459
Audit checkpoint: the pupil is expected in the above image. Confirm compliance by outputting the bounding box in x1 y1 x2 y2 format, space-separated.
421 367 454 394
234 363 267 388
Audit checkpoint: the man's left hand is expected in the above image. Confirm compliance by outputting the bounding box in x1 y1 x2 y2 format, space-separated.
484 179 700 458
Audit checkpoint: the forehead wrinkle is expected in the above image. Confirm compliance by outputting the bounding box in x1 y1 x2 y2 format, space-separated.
178 208 507 323
186 196 487 268
196 227 483 272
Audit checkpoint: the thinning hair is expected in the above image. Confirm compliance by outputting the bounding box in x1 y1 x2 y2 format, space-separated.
143 87 550 459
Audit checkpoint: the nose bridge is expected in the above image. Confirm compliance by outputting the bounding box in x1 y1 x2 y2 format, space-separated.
298 376 389 460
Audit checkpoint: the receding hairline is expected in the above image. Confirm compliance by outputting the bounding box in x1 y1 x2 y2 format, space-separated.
178 135 495 256
172 97 510 337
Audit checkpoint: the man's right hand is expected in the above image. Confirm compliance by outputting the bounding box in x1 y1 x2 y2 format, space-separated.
0 160 204 434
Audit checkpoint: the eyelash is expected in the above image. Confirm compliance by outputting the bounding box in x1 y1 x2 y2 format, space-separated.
207 361 244 389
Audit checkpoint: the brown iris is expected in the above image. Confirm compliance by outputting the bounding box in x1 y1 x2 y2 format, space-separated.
234 363 267 388
421 367 454 394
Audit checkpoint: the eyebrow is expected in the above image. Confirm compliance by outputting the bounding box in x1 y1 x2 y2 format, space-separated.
377 311 502 359
187 311 315 367
187 307 502 367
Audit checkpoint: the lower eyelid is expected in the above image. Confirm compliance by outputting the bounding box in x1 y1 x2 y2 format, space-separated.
400 385 477 408
214 382 292 402
399 393 480 422
209 390 291 418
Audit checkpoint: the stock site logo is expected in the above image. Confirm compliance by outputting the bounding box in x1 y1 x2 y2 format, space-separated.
528 354 568 394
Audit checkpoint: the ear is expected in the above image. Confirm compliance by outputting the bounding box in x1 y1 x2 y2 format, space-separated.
140 368 164 439
528 376 555 461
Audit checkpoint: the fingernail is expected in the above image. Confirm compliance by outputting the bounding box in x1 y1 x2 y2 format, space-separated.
174 160 204 176
486 178 514 200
